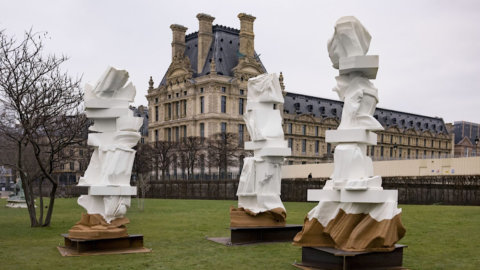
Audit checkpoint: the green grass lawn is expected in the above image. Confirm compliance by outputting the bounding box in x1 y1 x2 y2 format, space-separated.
0 198 479 270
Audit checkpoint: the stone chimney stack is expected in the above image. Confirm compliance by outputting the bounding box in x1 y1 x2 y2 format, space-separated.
196 13 215 73
170 24 188 60
238 13 256 58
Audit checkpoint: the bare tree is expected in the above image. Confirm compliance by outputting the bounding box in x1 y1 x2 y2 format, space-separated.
207 133 243 178
180 136 202 179
132 143 152 211
151 141 175 180
0 29 85 227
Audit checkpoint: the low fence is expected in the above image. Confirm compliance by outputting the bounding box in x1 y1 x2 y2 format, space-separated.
37 175 480 205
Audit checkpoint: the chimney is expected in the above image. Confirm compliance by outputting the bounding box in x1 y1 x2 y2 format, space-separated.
196 13 215 73
238 13 256 58
170 24 188 60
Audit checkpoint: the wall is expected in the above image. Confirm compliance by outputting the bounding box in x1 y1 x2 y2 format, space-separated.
281 156 480 178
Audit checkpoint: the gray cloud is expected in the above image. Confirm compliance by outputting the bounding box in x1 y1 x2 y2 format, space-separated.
1 0 479 123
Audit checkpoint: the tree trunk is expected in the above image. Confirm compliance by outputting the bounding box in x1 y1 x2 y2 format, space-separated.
39 178 44 225
43 181 57 227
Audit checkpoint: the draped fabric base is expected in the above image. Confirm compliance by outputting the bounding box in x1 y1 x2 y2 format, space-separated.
293 209 405 252
230 206 286 227
68 213 129 240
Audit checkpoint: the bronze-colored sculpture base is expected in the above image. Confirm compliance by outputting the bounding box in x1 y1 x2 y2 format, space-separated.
229 206 286 227
68 213 129 240
293 209 406 252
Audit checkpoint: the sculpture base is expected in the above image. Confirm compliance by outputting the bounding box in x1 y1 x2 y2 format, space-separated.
68 213 129 240
58 234 150 256
5 199 28 208
293 209 405 252
207 224 303 245
230 207 286 227
293 244 407 270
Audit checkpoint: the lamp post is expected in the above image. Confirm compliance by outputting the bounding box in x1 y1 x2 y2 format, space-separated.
475 136 479 157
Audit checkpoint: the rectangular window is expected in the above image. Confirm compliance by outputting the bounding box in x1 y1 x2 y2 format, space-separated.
175 127 179 142
221 96 226 113
288 138 293 148
238 124 244 146
221 87 226 93
175 102 179 118
390 147 393 157
416 138 418 146
399 137 402 144
288 123 292 134
167 103 172 119
155 106 159 121
200 123 205 139
70 162 74 170
302 139 306 153
221 122 227 134
381 134 384 143
155 129 159 141
273 104 277 110
315 126 319 137
183 125 187 138
302 125 306 135
424 139 426 146
390 135 393 143
315 141 319 154
167 128 172 142
370 146 375 156
416 149 419 158
381 146 384 157
183 100 187 116
408 137 411 145
200 87 204 93
240 89 244 95
239 98 244 115
200 96 204 114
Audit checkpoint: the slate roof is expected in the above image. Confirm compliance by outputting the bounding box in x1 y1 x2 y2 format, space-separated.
284 92 449 135
160 25 267 86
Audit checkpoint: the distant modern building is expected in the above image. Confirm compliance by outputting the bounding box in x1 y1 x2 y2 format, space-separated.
453 121 480 157
146 13 454 168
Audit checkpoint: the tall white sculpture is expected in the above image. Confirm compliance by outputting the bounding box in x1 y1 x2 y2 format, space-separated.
293 17 405 251
74 67 141 229
231 73 291 227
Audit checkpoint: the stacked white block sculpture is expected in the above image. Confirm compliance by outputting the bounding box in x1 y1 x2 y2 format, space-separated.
232 73 291 225
293 16 405 251
77 67 142 223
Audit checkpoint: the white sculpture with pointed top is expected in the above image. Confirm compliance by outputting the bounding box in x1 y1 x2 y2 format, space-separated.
77 67 141 223
236 73 291 214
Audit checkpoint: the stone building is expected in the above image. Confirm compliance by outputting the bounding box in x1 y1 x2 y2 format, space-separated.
283 93 453 164
147 13 266 148
147 13 453 167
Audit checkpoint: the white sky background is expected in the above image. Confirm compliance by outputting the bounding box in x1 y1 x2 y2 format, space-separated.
1 0 479 123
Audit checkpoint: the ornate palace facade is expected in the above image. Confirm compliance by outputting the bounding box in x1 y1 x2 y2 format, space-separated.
146 13 453 166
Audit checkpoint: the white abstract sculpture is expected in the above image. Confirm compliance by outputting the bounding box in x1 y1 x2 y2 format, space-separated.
326 16 383 190
77 67 141 223
293 17 405 251
236 73 291 216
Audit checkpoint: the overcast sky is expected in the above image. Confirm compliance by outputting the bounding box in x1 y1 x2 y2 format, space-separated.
2 0 479 123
